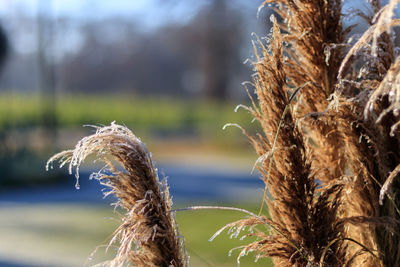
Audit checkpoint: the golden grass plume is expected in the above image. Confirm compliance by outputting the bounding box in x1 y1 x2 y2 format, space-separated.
47 122 188 267
222 0 400 266
45 1 400 266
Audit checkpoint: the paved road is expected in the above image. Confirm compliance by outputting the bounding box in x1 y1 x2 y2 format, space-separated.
0 164 264 204
0 261 41 267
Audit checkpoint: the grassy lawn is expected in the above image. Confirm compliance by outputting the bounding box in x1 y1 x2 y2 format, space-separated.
0 92 260 184
0 203 272 267
176 204 273 267
0 93 257 144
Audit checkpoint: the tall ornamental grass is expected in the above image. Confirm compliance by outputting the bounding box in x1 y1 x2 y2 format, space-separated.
48 0 400 266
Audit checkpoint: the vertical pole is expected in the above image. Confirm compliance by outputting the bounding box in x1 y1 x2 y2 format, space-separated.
37 0 57 148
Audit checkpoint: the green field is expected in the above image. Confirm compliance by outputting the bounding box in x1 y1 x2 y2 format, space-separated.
0 92 260 183
0 203 273 267
0 93 258 144
176 205 273 267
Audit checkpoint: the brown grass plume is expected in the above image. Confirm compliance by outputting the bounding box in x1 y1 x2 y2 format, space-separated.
46 1 400 266
47 122 188 267
219 0 400 266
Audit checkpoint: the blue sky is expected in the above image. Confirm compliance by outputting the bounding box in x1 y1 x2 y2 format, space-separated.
0 0 211 55
0 0 260 55
0 0 207 29
1 0 162 16
0 0 372 56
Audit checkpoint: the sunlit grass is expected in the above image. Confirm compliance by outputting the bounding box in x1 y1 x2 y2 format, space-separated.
176 204 273 267
0 204 117 267
0 93 257 144
0 203 272 267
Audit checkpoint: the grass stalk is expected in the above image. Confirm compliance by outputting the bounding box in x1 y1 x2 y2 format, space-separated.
47 122 188 267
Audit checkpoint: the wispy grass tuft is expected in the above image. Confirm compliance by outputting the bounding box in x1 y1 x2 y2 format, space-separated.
47 122 188 267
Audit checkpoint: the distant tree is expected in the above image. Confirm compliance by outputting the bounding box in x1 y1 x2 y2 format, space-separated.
196 0 243 100
57 1 246 100
0 24 8 72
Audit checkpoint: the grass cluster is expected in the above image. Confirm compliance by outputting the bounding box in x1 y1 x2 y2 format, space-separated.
47 0 400 266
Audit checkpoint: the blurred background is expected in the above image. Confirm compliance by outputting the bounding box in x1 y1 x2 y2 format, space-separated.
0 0 370 266
0 1 271 266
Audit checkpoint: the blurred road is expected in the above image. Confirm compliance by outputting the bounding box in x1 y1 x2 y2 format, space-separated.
0 261 41 267
0 164 264 204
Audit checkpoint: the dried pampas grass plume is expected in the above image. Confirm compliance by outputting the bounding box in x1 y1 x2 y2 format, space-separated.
47 122 188 267
44 1 400 266
223 0 400 266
